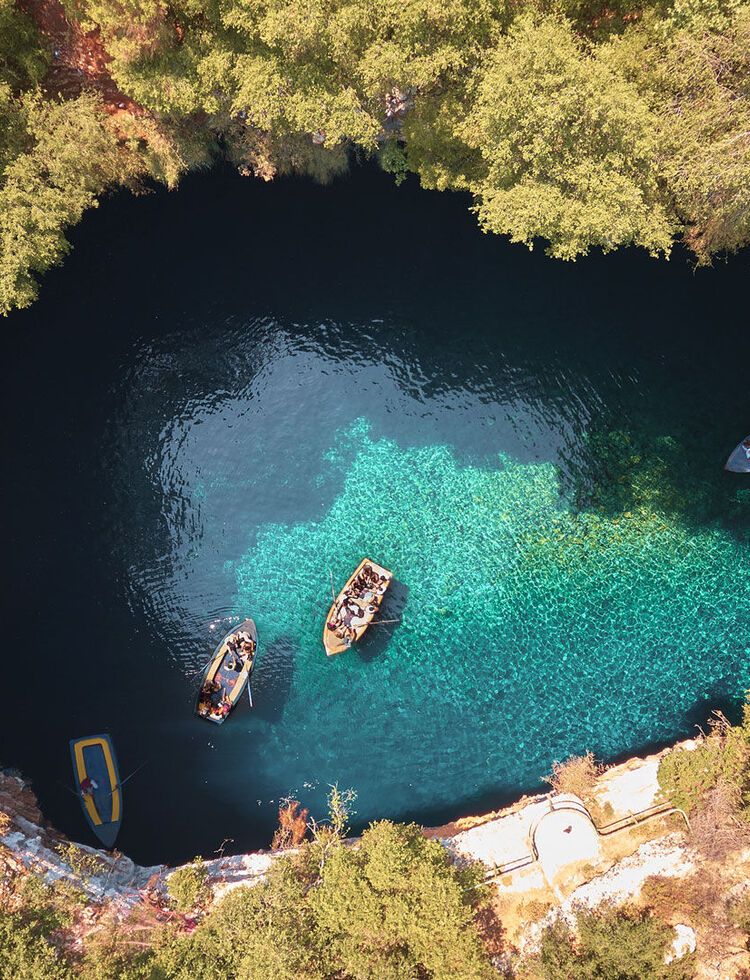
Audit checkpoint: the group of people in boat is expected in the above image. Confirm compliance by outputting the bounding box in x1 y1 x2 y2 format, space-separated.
196 628 256 721
326 562 389 647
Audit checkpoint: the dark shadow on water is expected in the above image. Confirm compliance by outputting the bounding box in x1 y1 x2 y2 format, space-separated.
357 581 409 664
680 684 746 732
568 411 750 543
2 162 749 861
251 637 297 723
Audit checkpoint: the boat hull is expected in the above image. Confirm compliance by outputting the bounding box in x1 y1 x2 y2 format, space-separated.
323 558 393 656
69 734 122 848
195 618 257 724
726 436 750 473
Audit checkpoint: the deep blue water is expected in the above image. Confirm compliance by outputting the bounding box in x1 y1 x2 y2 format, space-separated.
1 165 748 866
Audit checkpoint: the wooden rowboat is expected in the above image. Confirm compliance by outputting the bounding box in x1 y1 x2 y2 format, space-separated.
195 618 257 724
324 558 393 656
69 734 122 848
725 435 750 473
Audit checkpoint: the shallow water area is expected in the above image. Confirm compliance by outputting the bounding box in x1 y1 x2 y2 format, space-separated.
2 166 749 865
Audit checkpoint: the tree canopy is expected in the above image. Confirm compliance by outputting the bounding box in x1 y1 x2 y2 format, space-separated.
2 0 750 313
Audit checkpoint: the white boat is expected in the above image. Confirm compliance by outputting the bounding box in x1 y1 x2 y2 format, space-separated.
725 436 750 473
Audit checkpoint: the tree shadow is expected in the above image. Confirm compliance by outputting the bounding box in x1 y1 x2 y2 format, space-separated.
568 413 750 545
250 636 297 723
357 581 409 663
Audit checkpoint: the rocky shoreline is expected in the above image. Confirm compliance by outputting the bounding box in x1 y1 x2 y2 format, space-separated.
2 739 749 977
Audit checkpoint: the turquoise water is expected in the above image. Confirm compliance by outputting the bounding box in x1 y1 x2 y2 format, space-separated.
2 166 749 863
232 420 749 823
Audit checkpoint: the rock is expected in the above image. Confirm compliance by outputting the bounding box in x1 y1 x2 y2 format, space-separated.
665 923 696 963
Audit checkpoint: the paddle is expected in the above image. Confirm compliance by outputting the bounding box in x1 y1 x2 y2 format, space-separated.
247 684 254 708
328 568 337 604
188 656 215 679
110 760 149 795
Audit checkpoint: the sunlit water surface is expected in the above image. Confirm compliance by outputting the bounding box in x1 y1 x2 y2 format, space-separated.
2 167 748 864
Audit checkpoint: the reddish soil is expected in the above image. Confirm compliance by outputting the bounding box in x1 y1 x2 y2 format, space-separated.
19 0 144 115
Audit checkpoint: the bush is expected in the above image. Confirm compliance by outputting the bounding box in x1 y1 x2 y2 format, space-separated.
545 752 601 802
166 856 212 913
658 702 750 820
0 912 73 980
271 799 309 851
728 892 750 936
55 841 107 884
148 820 496 979
524 904 693 979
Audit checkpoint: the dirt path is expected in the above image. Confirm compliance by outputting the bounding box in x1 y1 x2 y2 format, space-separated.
19 0 144 115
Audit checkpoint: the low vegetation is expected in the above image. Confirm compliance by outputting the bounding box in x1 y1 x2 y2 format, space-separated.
271 798 310 850
1 801 499 978
519 904 694 979
4 717 750 978
545 752 601 802
658 697 750 858
2 0 750 315
166 856 212 913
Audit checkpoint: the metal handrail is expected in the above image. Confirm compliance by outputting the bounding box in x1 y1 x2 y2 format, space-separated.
479 793 689 880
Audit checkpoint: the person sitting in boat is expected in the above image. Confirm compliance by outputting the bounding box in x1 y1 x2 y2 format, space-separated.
80 776 98 797
200 678 221 701
217 695 232 718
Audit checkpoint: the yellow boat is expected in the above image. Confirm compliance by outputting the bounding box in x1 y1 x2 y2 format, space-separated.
323 558 393 656
69 734 122 848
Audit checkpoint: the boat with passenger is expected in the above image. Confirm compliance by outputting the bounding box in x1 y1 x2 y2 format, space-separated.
324 558 393 656
195 619 257 724
69 733 122 848
725 435 750 473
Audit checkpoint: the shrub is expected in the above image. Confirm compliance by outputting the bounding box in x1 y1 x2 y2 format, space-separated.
689 781 750 859
525 904 693 979
728 892 750 935
0 912 73 980
545 752 601 802
55 841 107 884
271 799 309 850
642 870 724 929
166 856 211 913
658 703 750 820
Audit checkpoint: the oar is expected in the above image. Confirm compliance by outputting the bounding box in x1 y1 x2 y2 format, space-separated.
247 684 254 708
328 569 337 604
110 761 149 795
188 656 214 679
372 618 401 626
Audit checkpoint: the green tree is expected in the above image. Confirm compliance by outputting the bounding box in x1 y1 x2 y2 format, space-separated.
0 93 135 315
602 4 750 263
525 904 693 979
310 820 494 980
0 913 73 980
457 13 674 260
0 0 48 92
